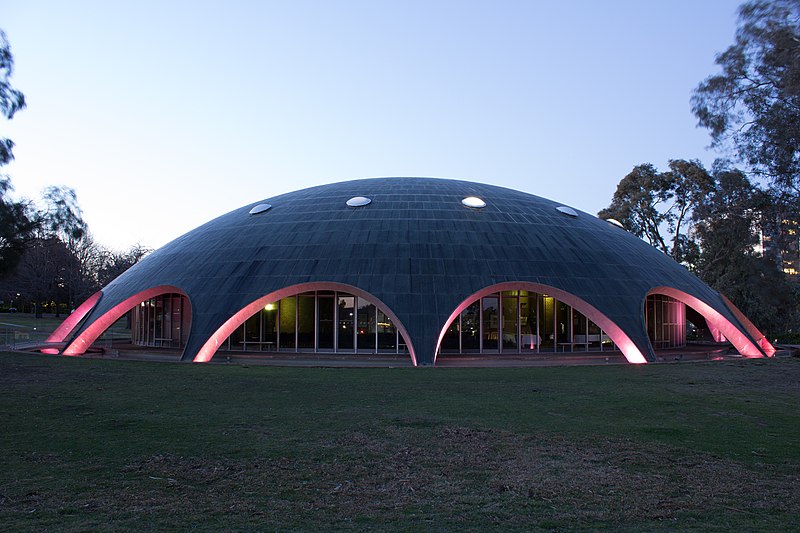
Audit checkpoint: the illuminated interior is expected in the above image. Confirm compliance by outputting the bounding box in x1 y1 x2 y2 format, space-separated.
434 282 648 364
647 287 768 358
218 290 407 355
63 285 190 356
439 290 618 354
644 294 686 349
131 293 191 348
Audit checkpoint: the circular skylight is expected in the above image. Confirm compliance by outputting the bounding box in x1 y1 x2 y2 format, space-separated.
605 218 625 229
556 206 578 217
462 196 486 208
346 196 372 207
249 203 272 215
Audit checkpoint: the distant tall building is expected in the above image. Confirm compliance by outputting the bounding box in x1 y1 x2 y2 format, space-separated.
760 215 800 281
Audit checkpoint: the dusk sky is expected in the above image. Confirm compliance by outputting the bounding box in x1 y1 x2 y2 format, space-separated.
5 0 742 250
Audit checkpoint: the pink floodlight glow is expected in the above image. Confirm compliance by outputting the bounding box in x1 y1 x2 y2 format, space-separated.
719 293 775 356
707 322 727 343
46 291 102 343
62 286 189 356
193 282 417 365
434 282 648 365
40 348 60 355
648 287 764 358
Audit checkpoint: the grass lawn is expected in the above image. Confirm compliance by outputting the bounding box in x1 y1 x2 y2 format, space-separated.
0 352 798 531
0 315 63 333
0 313 130 344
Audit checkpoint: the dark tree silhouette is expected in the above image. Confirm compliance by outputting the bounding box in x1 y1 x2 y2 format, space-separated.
692 0 800 196
0 30 33 277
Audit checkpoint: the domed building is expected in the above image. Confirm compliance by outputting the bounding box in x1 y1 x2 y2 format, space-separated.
49 177 774 365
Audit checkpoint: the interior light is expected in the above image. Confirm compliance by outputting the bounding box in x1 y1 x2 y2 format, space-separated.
265 303 275 311
462 196 486 208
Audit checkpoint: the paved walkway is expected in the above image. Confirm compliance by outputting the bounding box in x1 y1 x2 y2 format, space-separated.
10 342 797 367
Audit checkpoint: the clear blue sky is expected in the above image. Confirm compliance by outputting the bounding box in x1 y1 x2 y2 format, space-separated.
4 0 742 250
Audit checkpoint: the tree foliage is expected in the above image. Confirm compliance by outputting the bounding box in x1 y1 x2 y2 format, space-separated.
0 234 151 316
692 0 800 195
35 186 87 242
0 29 25 166
601 160 798 335
691 166 796 332
0 178 36 277
0 30 33 276
598 160 713 262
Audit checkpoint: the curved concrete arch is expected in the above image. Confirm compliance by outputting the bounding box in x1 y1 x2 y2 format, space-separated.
646 287 766 358
434 282 648 365
46 291 103 343
719 293 776 356
193 282 417 365
62 285 190 356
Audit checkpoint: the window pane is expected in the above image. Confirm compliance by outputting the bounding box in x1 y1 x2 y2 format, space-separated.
377 309 396 351
441 318 460 352
539 295 555 352
357 297 376 351
298 294 315 350
279 296 296 350
263 305 277 350
461 301 480 352
556 300 571 348
318 296 335 350
482 296 499 352
244 313 260 351
337 295 354 350
502 294 518 351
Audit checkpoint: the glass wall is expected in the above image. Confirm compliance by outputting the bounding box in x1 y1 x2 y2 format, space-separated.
502 291 518 350
297 294 315 350
481 296 499 353
220 291 407 355
357 297 376 352
439 290 622 356
318 293 335 350
337 295 355 351
131 293 190 348
461 301 480 352
377 308 397 351
645 294 686 349
279 297 296 350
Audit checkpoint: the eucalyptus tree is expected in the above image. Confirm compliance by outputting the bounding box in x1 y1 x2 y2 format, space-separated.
692 0 800 197
598 160 713 264
0 30 33 277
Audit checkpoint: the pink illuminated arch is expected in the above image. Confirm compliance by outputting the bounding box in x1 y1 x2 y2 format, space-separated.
193 282 417 365
434 282 648 365
46 291 103 343
719 293 776 356
62 285 190 356
647 287 767 358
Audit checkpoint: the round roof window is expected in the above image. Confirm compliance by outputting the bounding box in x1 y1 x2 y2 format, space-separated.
346 196 372 207
462 196 486 208
556 205 578 217
605 218 625 229
249 203 272 215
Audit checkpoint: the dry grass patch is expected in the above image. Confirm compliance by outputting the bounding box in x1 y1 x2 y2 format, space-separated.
4 425 796 531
